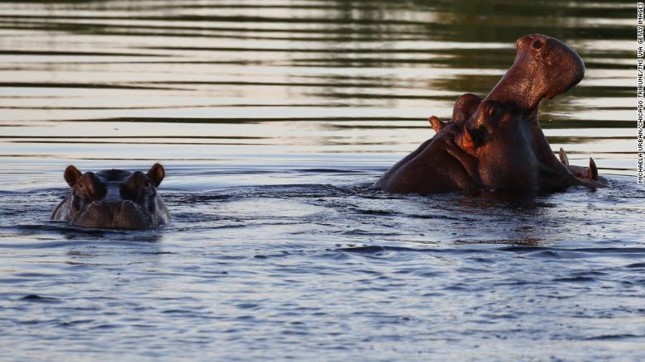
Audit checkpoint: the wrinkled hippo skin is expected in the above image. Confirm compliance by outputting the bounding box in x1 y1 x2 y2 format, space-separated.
51 164 170 229
376 34 607 195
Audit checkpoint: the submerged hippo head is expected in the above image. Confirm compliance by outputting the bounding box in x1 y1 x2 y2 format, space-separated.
51 164 170 230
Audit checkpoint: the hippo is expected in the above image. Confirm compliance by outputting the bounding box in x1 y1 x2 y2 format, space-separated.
376 34 607 195
51 163 170 229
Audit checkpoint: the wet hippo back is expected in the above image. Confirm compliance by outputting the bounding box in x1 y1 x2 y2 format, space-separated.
51 163 170 230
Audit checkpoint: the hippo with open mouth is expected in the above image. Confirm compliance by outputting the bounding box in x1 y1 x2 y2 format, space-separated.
376 34 607 194
51 163 170 229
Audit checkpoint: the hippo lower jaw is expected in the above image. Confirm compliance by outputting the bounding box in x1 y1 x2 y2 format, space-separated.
70 200 158 230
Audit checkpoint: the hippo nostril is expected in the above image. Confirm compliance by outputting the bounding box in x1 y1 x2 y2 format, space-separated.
120 200 136 211
532 40 543 50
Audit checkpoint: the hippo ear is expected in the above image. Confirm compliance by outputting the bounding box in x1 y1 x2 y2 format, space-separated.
428 116 445 133
147 163 165 187
587 158 598 181
64 165 82 188
558 148 570 165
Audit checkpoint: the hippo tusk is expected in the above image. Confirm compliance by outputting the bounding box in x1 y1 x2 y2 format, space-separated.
588 157 598 181
558 147 570 165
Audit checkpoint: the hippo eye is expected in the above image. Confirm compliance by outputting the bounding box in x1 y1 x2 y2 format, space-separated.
532 39 543 50
143 181 154 194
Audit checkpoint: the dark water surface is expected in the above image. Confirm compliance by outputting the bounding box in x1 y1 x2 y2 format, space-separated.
0 1 643 360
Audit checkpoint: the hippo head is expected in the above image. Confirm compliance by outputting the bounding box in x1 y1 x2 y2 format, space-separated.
451 93 482 123
51 164 170 230
376 34 603 195
460 100 538 191
486 34 585 113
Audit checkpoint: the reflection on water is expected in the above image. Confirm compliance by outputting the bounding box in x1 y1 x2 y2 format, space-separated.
0 1 643 361
0 0 635 183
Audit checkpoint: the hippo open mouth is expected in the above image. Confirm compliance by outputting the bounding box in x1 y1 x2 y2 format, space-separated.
376 34 607 195
51 163 170 230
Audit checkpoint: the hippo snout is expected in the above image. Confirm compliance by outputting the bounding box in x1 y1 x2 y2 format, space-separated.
71 200 155 230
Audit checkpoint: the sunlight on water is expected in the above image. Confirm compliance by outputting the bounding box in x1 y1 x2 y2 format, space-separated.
0 1 642 361
0 1 634 180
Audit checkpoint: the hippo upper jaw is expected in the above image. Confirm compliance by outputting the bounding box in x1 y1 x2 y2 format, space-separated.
70 200 161 230
485 34 585 114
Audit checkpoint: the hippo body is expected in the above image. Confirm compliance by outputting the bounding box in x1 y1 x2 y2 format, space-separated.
51 164 170 230
376 34 607 195
377 121 479 194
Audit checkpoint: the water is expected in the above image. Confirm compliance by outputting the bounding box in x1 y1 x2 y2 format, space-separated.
0 1 643 360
